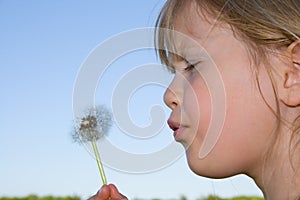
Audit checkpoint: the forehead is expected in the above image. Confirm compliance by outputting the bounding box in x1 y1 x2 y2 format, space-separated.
157 0 236 68
166 3 225 60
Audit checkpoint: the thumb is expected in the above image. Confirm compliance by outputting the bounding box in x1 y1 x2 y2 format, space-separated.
108 184 127 199
94 185 110 200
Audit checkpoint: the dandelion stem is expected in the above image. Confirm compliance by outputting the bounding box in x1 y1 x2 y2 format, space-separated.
91 139 107 185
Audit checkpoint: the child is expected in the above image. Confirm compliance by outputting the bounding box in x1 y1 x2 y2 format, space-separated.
92 0 300 199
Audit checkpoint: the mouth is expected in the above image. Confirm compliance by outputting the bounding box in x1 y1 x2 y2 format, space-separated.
167 119 187 140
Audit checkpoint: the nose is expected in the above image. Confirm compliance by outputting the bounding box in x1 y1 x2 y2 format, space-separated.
164 72 184 110
164 87 179 110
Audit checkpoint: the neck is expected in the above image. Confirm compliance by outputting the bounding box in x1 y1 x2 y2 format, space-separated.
255 159 300 199
250 126 300 200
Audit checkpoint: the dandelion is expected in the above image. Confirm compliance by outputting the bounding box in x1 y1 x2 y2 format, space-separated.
72 105 112 185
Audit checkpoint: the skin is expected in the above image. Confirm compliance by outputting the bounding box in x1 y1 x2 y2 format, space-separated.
88 184 127 200
164 2 300 199
165 2 277 179
93 2 300 200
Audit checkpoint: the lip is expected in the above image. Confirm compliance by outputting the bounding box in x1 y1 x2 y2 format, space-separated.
173 126 188 141
167 119 187 141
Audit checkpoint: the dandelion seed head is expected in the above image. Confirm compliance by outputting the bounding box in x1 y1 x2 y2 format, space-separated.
72 105 112 143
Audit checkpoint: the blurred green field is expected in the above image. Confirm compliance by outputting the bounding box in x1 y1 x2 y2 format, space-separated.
0 195 264 200
133 195 264 200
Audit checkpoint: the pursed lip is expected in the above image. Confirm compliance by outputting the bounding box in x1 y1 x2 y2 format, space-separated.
167 118 188 140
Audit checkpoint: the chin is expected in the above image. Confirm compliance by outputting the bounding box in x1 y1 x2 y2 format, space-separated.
186 149 238 179
188 161 236 179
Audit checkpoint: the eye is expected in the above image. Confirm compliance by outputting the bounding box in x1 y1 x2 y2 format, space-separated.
184 62 195 71
184 60 202 72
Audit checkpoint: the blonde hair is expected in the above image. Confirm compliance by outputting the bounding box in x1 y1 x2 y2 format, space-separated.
155 0 300 167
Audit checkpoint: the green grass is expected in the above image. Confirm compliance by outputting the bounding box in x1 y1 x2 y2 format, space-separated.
133 195 264 200
0 195 80 200
0 195 264 200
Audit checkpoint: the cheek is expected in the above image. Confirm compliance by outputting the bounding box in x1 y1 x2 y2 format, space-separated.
183 65 277 177
183 76 212 145
227 69 276 142
215 68 276 172
194 80 211 138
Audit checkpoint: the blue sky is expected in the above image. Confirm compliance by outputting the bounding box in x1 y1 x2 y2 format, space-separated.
0 1 263 199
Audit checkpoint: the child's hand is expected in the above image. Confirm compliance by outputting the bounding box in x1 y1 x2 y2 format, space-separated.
88 184 128 200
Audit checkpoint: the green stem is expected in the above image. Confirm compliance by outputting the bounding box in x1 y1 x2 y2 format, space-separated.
91 139 107 185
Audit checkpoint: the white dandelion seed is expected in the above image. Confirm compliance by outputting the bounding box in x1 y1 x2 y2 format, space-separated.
73 106 112 143
72 105 112 185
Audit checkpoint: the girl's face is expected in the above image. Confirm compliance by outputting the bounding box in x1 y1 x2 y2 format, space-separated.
164 4 278 178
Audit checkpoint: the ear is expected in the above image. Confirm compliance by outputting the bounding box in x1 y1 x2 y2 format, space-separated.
280 40 300 107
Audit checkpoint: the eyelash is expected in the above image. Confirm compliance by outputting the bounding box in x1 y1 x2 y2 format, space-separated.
184 62 195 71
166 60 201 74
185 60 202 72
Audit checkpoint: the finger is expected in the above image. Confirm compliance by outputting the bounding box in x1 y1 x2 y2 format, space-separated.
108 184 128 199
94 185 111 200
